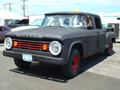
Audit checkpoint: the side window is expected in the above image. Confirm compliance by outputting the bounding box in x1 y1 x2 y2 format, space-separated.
95 17 102 29
86 17 94 30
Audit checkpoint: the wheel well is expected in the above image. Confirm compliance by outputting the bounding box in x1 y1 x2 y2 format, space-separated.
72 43 83 59
112 38 115 43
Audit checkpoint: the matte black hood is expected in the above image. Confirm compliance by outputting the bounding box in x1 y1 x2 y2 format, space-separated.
6 27 87 40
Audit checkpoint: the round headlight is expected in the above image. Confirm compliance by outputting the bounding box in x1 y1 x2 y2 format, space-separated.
49 41 62 56
4 37 12 49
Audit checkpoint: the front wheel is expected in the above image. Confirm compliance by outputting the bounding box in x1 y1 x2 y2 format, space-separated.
62 49 81 78
14 58 31 69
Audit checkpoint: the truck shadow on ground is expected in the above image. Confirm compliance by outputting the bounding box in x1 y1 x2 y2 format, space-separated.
10 51 115 83
0 41 4 43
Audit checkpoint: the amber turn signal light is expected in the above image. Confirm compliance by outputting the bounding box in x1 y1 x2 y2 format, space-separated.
14 41 18 47
43 44 48 50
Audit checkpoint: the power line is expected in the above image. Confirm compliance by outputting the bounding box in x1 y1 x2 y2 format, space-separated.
7 3 13 11
2 4 7 10
21 0 27 16
2 3 13 11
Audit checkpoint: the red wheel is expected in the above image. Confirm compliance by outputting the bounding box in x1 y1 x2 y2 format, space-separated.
72 55 79 72
110 42 113 52
105 41 113 56
62 49 81 78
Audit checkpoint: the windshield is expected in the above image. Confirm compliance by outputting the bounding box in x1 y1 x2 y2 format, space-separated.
41 15 83 27
30 19 43 26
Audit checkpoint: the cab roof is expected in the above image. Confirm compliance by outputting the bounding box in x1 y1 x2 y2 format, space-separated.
45 11 99 17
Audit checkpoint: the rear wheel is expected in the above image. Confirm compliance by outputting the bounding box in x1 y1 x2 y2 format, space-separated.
14 58 31 69
105 41 113 56
62 49 81 78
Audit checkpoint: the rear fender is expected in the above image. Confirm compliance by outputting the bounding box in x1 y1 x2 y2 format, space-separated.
105 32 115 48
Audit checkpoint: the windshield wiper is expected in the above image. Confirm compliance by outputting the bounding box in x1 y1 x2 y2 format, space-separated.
40 26 69 29
58 26 69 29
29 25 40 26
40 26 54 28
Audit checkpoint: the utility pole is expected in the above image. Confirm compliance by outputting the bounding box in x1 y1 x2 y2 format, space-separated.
21 0 27 16
2 4 7 10
7 3 13 11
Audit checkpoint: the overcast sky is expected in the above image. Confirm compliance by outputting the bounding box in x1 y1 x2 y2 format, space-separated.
0 0 120 16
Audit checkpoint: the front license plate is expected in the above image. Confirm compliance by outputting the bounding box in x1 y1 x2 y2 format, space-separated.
22 54 32 62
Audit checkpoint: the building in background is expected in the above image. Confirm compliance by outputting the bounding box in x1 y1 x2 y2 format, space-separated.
98 12 120 39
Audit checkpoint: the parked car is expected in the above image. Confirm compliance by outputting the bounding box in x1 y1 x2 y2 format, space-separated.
11 18 43 32
7 19 29 28
3 12 115 78
0 26 11 41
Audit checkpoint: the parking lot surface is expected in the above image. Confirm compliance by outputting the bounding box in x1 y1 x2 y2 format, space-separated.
0 43 120 90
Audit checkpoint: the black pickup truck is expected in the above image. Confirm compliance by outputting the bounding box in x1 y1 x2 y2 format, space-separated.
3 12 115 77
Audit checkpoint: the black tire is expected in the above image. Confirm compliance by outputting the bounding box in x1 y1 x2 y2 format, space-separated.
14 58 31 69
105 41 113 56
62 49 81 78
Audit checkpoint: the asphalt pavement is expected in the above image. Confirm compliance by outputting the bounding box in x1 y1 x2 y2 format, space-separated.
0 43 120 90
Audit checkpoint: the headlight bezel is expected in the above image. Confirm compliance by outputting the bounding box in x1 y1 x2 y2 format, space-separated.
4 37 12 49
49 41 62 56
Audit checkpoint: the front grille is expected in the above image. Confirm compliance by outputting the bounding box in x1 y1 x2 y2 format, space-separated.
12 40 49 51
